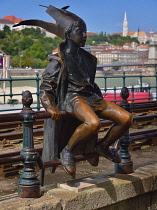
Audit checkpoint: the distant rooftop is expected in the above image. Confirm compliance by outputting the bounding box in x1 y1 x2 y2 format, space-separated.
2 15 23 23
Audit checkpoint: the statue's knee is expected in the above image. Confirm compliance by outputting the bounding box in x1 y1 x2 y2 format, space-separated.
123 113 132 128
86 119 101 133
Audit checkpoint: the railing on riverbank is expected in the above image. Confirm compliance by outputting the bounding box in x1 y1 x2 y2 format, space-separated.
1 71 157 113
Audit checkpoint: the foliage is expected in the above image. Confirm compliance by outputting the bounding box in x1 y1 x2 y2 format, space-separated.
112 59 120 70
0 26 61 68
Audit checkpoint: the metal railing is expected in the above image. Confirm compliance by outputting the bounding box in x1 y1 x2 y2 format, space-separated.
1 71 157 113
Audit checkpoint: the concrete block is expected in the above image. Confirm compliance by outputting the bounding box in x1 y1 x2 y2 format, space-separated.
58 176 110 193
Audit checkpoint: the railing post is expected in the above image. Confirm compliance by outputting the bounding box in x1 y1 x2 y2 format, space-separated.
9 76 13 99
18 90 40 198
115 87 133 174
155 71 157 100
122 71 126 87
36 72 40 111
104 74 107 92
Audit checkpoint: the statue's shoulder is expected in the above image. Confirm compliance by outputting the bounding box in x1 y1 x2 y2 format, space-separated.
47 41 66 63
80 48 97 63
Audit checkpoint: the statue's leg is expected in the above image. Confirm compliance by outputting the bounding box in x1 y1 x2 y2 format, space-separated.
67 101 101 151
60 101 101 175
95 100 132 162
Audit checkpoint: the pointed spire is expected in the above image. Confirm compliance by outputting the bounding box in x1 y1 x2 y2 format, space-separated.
124 11 127 21
123 11 128 37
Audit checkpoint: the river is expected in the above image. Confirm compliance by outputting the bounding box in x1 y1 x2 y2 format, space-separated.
2 74 157 93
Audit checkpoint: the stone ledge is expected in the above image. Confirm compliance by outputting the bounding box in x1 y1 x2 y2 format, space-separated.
1 163 157 210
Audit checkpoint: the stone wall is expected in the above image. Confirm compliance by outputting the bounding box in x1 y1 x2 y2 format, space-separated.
1 162 157 209
0 69 44 78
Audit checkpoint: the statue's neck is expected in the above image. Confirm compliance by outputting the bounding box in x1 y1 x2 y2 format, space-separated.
65 39 80 55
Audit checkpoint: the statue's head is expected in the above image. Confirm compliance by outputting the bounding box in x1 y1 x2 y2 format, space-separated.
65 20 87 47
13 5 87 46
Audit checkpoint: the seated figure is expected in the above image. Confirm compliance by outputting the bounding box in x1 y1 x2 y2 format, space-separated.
14 5 132 177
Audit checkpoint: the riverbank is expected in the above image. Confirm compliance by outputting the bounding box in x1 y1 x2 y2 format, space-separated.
0 68 154 79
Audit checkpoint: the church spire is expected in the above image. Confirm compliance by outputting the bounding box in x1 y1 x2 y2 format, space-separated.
123 11 128 37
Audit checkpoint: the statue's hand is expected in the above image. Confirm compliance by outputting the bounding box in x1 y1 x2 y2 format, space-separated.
47 106 61 121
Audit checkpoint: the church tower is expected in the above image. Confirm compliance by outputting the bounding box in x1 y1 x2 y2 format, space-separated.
123 11 128 37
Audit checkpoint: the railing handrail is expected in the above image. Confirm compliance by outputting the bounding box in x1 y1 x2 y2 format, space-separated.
1 71 157 111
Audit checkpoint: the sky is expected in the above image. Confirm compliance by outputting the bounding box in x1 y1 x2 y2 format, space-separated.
1 0 157 34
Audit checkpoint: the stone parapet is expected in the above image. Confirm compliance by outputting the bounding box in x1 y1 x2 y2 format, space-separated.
1 163 157 209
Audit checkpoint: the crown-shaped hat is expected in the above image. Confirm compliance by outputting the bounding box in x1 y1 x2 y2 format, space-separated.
13 5 86 40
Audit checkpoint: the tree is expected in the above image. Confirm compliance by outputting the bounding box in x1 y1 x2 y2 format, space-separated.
10 56 20 68
30 43 47 60
112 59 120 70
19 37 34 50
3 25 11 34
0 31 5 39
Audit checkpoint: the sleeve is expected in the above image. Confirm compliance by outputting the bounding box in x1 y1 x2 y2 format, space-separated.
94 83 103 99
40 58 61 110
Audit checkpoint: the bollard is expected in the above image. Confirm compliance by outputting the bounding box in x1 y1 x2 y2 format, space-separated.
18 90 40 198
115 87 133 174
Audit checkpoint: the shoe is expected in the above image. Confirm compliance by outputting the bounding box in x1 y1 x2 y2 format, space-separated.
60 147 76 175
95 144 121 163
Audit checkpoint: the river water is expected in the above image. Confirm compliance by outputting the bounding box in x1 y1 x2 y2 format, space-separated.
2 74 157 93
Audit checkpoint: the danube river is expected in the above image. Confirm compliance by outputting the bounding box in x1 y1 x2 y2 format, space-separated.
2 74 157 92
1 74 157 96
0 73 157 107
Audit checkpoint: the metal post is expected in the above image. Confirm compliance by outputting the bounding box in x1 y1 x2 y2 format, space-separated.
122 71 126 87
104 74 107 92
9 76 13 99
18 90 40 198
36 72 40 111
2 56 6 97
115 87 133 174
155 71 157 100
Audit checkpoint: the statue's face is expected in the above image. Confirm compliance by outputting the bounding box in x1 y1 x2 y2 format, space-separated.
69 22 87 47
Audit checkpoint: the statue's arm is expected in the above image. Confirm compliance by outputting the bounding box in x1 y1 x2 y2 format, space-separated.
40 59 61 120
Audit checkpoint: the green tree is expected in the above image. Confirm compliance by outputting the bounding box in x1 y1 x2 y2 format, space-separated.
19 37 34 50
0 31 5 39
3 25 11 34
10 56 20 68
30 43 47 60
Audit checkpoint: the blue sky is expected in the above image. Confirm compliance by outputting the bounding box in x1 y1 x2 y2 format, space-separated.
1 0 157 34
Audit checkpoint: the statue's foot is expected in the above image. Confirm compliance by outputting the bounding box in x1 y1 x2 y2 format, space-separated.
60 147 76 175
95 144 121 163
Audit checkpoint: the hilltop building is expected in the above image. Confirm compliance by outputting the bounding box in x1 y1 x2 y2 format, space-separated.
121 12 157 44
123 12 128 37
0 15 56 38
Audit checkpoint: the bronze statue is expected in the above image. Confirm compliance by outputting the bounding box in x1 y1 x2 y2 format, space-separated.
14 5 132 177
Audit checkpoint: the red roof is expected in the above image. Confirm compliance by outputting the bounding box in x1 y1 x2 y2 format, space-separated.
0 19 14 24
53 48 58 52
87 31 97 36
102 49 134 53
2 15 23 23
123 43 131 46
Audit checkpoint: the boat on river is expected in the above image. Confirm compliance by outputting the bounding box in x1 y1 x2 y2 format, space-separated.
102 80 153 103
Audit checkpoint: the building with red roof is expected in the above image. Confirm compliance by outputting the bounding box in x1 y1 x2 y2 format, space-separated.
3 15 23 23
